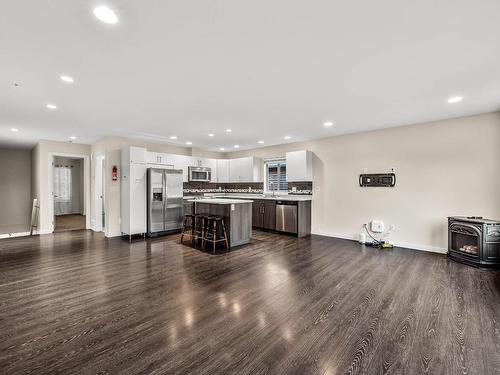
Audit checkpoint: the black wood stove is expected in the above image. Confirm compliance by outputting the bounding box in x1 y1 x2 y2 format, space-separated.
448 216 500 269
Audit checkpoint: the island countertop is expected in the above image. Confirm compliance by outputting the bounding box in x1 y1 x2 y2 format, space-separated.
205 193 312 201
187 198 253 204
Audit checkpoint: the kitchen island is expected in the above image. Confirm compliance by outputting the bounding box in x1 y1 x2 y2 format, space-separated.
187 199 253 248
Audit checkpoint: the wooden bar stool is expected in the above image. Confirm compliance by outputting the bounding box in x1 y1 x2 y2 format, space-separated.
180 214 196 245
194 214 209 246
202 216 229 252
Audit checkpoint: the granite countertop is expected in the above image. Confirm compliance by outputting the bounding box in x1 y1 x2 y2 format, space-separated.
207 193 312 201
187 198 254 204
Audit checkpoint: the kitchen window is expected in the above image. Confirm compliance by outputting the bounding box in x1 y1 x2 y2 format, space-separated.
265 160 287 192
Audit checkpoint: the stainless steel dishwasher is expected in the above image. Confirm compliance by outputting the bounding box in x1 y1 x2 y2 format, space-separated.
275 200 298 234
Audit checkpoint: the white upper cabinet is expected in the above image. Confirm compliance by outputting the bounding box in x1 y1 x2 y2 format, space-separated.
124 146 147 164
169 154 191 182
204 158 217 182
143 150 264 183
286 150 313 181
216 159 230 183
190 157 205 167
146 152 171 166
229 157 263 182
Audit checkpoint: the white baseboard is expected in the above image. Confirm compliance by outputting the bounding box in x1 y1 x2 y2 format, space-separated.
0 231 31 239
105 231 122 238
311 230 447 254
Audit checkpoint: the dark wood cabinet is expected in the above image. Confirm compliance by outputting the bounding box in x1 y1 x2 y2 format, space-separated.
263 201 276 230
252 200 276 230
252 200 264 228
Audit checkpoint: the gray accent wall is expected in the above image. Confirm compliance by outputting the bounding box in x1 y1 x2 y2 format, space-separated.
0 148 32 234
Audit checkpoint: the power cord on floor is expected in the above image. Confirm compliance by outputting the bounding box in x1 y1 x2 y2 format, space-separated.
363 223 393 249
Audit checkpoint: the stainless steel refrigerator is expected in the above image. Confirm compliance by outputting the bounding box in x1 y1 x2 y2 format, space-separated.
147 168 184 236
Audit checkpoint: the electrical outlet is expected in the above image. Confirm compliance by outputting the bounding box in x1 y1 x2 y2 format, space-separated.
315 186 320 192
390 224 396 231
370 220 384 233
292 187 297 192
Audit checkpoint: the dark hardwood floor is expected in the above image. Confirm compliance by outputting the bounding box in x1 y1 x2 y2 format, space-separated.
0 230 499 374
54 214 86 232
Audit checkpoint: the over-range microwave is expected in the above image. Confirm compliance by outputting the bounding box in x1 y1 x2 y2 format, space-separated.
188 166 212 182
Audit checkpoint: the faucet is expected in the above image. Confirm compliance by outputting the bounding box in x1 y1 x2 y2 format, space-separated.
270 182 275 197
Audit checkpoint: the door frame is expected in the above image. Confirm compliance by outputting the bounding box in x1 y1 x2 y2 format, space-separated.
93 153 105 232
48 152 91 233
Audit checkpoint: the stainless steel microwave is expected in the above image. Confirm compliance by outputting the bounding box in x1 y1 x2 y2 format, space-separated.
188 166 211 182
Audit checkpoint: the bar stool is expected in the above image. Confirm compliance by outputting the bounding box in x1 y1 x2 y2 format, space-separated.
194 214 209 246
202 215 229 252
180 214 195 245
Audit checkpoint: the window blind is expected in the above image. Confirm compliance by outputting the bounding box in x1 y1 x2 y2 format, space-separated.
266 161 287 191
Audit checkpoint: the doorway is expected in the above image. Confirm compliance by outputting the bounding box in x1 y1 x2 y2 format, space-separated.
52 156 86 232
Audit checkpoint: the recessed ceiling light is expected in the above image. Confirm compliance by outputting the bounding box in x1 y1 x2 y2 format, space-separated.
226 128 232 133
258 140 265 144
324 121 334 127
69 136 76 140
208 133 214 137
447 96 463 104
234 145 240 148
11 128 19 132
186 141 192 145
46 104 57 110
60 75 74 83
219 147 225 151
93 6 118 24
169 136 177 140
284 135 291 140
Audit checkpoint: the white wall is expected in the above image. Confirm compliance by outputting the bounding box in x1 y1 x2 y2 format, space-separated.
0 148 32 234
226 112 500 252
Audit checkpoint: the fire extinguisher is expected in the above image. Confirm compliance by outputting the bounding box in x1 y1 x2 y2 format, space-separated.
112 165 118 181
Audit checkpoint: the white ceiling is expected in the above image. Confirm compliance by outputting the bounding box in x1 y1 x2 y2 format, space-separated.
1 0 500 150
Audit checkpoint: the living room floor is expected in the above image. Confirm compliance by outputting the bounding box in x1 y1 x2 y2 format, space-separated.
0 230 499 374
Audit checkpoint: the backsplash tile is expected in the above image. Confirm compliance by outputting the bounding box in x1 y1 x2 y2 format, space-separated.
287 181 313 195
183 181 312 195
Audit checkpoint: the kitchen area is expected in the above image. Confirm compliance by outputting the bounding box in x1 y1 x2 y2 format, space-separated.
120 146 313 249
